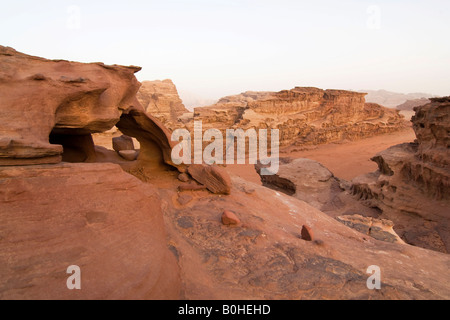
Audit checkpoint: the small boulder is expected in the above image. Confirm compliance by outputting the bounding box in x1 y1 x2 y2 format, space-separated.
178 173 190 182
118 150 138 161
222 210 240 226
113 135 134 152
301 225 314 241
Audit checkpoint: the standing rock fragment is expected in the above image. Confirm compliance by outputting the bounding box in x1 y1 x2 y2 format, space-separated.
301 225 314 241
222 210 241 226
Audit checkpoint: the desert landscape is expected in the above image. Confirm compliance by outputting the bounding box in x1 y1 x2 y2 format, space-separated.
0 1 449 303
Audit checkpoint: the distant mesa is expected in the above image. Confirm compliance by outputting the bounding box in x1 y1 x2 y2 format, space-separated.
396 98 431 111
140 84 410 150
359 89 434 108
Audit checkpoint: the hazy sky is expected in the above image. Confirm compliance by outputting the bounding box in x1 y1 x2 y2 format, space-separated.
1 0 449 102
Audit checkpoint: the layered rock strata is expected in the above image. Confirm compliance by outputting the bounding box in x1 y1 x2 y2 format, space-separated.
189 87 408 152
351 97 450 252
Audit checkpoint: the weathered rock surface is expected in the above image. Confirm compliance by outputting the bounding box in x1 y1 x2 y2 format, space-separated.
351 97 450 253
0 163 180 299
256 157 396 243
336 215 405 244
160 175 450 299
136 80 190 130
257 158 342 209
0 46 142 165
187 164 232 195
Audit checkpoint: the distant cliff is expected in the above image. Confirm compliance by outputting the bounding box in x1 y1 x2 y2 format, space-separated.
191 87 408 148
396 98 430 111
360 89 434 108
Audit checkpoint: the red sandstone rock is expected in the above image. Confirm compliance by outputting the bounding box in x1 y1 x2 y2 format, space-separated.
0 46 180 171
177 194 193 205
178 173 190 182
136 80 190 131
118 150 138 161
222 210 241 225
351 97 450 253
0 46 141 165
113 135 135 152
187 164 232 195
186 87 408 150
0 163 180 299
301 225 314 241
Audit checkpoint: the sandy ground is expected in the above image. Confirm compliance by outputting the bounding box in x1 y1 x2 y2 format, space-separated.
227 127 416 183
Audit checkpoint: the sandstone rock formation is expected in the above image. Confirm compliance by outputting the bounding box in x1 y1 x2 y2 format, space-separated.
1 47 450 300
0 46 182 299
221 210 241 226
161 175 450 299
0 163 180 299
351 97 450 253
336 215 405 244
136 80 190 130
256 158 372 213
0 46 141 166
190 87 408 150
112 135 135 153
255 157 398 243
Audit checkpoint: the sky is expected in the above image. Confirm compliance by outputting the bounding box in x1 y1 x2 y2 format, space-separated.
1 0 449 104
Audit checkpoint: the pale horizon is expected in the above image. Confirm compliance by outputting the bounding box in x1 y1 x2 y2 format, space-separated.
1 0 449 103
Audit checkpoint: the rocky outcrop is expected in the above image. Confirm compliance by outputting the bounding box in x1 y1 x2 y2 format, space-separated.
336 215 405 244
351 97 450 253
0 46 142 166
0 46 182 299
255 157 398 243
190 87 407 150
136 80 190 130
